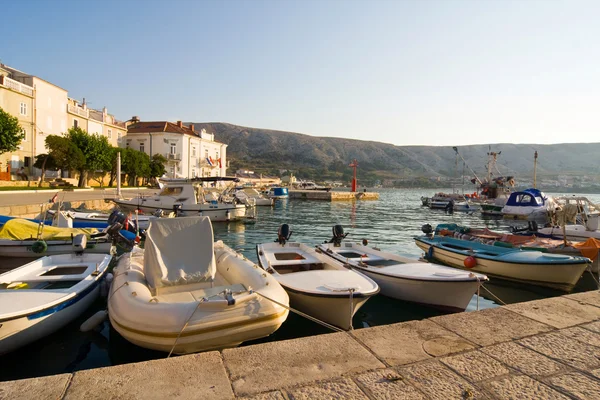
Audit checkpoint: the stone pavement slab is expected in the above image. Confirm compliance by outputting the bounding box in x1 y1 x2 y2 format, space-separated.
351 319 476 366
431 307 554 346
506 297 600 328
355 368 426 400
546 371 600 400
564 290 600 307
481 341 567 377
222 332 384 397
581 320 600 334
397 360 484 399
440 350 511 383
483 375 570 400
0 373 71 400
239 391 286 400
287 378 369 400
559 326 600 347
519 331 600 370
64 351 233 400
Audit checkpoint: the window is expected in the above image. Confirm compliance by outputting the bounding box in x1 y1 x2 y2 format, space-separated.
139 143 145 153
170 143 176 154
192 146 196 157
117 132 122 143
21 128 27 141
205 149 208 159
108 129 112 139
20 102 27 116
192 169 196 177
216 151 219 160
24 157 31 167
73 119 78 129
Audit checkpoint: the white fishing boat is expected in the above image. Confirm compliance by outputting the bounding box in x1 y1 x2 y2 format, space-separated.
316 226 488 312
112 177 247 222
235 188 273 207
256 225 379 330
0 236 112 355
46 209 154 231
0 219 118 258
108 217 289 354
535 196 600 241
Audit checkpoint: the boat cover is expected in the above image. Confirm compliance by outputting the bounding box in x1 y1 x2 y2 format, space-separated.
0 219 98 241
573 238 600 261
144 216 216 292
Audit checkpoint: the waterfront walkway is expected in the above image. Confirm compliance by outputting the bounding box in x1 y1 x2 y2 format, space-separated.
3 291 600 399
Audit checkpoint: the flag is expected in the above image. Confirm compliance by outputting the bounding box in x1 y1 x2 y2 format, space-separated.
206 157 214 166
49 193 58 203
216 158 222 168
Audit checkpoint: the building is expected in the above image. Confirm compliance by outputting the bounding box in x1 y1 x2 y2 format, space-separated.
235 170 281 187
123 120 228 180
0 66 35 179
0 62 128 181
66 98 126 147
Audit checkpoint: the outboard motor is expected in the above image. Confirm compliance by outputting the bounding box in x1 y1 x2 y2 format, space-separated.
276 224 292 245
108 210 127 226
445 199 455 214
72 233 88 256
421 224 434 238
173 204 183 216
329 224 348 247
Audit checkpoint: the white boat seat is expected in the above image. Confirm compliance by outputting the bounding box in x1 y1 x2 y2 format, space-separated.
144 217 216 295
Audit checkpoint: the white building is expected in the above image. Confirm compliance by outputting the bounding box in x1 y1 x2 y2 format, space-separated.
123 120 227 180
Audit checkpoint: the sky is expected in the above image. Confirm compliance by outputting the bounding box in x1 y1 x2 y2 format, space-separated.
1 0 599 146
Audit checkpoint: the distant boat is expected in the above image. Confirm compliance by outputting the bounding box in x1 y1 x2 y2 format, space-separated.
267 187 289 199
501 188 554 219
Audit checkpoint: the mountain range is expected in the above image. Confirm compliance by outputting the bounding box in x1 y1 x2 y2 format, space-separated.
190 122 600 183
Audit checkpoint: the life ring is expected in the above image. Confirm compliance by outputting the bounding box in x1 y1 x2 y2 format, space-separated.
32 240 48 254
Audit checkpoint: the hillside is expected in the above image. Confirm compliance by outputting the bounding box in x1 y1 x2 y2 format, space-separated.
190 122 600 183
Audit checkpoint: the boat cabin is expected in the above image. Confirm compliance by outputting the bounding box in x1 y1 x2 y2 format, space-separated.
505 189 548 208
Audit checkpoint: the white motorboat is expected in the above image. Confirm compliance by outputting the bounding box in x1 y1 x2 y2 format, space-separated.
235 188 273 207
316 226 488 312
294 181 332 192
0 237 112 355
108 217 289 354
256 225 379 330
0 218 118 258
536 196 600 241
112 177 247 222
502 188 555 219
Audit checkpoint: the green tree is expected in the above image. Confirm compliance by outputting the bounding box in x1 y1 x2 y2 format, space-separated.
149 153 167 182
45 134 85 177
0 106 24 155
66 128 113 187
33 153 59 187
121 148 150 186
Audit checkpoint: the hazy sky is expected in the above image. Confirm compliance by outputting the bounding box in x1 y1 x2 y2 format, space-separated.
1 0 598 146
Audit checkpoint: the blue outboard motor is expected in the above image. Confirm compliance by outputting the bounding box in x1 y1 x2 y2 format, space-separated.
329 224 348 247
276 224 292 245
108 210 126 226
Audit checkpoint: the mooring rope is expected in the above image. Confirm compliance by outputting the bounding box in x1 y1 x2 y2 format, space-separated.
168 298 207 358
481 284 507 306
587 268 600 290
252 290 345 333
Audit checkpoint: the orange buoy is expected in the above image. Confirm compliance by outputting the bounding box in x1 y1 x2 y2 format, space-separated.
464 256 477 268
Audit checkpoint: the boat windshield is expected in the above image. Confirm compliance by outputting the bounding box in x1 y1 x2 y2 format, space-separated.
159 186 183 196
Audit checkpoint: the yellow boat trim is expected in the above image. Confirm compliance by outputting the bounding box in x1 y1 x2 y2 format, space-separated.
111 309 288 338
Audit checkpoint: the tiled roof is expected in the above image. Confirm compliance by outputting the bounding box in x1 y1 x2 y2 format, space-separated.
127 121 197 136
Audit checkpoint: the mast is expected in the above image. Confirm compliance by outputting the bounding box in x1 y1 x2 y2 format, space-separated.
533 151 538 189
349 159 358 192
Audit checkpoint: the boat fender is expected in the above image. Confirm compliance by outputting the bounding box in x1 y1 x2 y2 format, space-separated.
31 240 48 254
464 256 477 268
80 310 108 332
426 246 434 260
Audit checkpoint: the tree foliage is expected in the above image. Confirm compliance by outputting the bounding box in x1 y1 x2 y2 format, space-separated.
150 153 167 179
66 128 112 187
121 148 151 186
45 135 85 172
0 106 24 155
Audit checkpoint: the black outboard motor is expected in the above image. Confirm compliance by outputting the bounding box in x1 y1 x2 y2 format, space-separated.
445 199 455 214
173 204 183 216
421 224 434 238
329 224 348 247
276 224 292 245
108 210 127 226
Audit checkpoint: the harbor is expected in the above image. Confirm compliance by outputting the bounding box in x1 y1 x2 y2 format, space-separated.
3 290 600 399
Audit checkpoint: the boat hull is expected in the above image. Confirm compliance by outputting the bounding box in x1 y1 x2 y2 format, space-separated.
0 285 100 355
352 267 479 312
415 239 587 291
0 241 113 258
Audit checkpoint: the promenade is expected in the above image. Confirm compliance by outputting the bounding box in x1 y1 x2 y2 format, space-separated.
0 188 156 207
3 290 600 399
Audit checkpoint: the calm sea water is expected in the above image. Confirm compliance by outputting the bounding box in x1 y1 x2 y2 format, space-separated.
1 188 599 381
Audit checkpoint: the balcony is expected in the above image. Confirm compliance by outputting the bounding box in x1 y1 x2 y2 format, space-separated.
0 76 34 96
67 104 89 118
165 153 181 161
